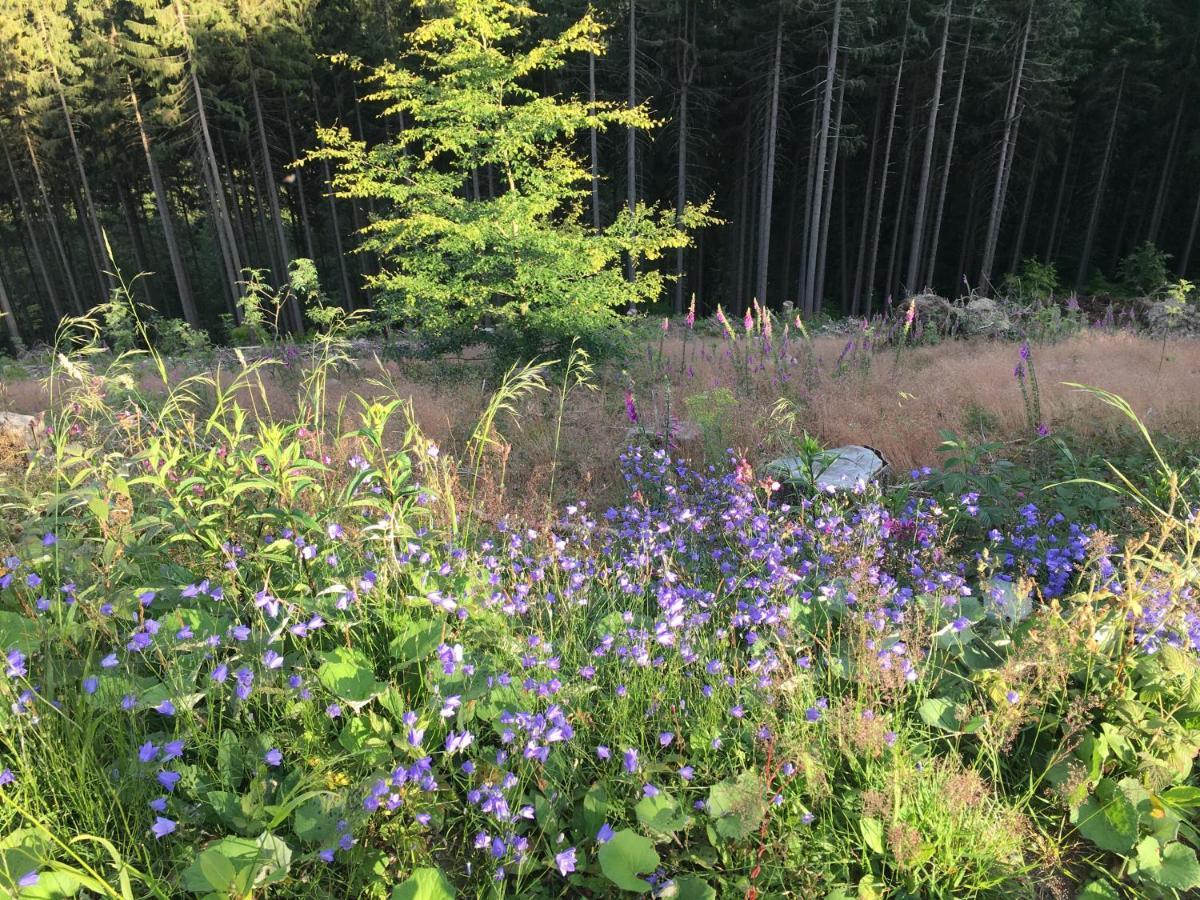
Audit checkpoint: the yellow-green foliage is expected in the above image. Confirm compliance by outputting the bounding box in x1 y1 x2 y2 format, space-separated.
308 0 714 355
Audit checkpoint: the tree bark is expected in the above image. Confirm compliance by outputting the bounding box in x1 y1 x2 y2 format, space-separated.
1147 88 1186 244
589 50 601 231
21 120 83 315
251 70 303 333
1181 181 1200 276
675 2 696 314
1008 136 1042 273
626 0 637 283
863 0 910 315
797 71 820 314
130 81 198 326
885 97 916 301
117 182 154 308
803 0 842 313
978 4 1032 291
815 60 846 312
0 267 21 349
756 8 785 306
2 134 62 321
283 95 317 264
924 13 972 288
852 94 883 315
1076 64 1125 289
1044 123 1074 261
907 0 952 291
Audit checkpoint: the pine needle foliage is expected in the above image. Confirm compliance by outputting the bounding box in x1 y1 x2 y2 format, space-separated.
309 0 714 357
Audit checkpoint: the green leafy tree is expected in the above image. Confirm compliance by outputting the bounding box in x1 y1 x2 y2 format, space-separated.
310 0 713 356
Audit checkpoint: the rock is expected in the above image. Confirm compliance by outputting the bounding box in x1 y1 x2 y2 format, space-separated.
0 411 45 449
767 445 888 493
911 293 957 331
1146 299 1200 335
961 297 1014 336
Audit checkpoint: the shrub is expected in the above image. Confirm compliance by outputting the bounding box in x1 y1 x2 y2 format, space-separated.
309 0 714 360
1116 241 1171 297
1001 257 1060 305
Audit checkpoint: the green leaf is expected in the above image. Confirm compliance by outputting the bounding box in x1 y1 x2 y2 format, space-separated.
706 771 766 842
1141 842 1200 890
1160 785 1200 810
635 792 688 837
180 833 292 895
860 817 884 855
1074 780 1140 853
292 797 340 845
662 875 716 900
597 830 659 893
580 783 610 835
391 867 456 900
917 697 959 731
182 846 238 894
389 620 443 668
17 870 84 899
1076 879 1120 900
317 647 380 702
0 611 40 654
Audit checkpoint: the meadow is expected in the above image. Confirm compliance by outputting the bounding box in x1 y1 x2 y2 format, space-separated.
0 307 1199 900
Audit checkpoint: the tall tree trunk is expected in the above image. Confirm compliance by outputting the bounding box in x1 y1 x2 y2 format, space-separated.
130 81 198 326
815 60 846 312
21 120 83 315
756 8 785 306
978 4 1032 291
796 72 820 314
117 182 154 308
924 13 972 288
1045 123 1074 261
251 70 302 334
958 166 980 284
2 134 62 320
1076 64 1125 289
907 0 952 291
314 90 356 308
589 50 601 231
0 267 21 349
283 96 317 264
733 128 751 312
70 180 107 299
803 0 842 313
852 94 883 315
863 0 910 314
675 3 696 314
1008 136 1042 273
626 0 637 283
176 0 243 315
1147 88 1186 244
1181 181 1200 275
885 98 916 301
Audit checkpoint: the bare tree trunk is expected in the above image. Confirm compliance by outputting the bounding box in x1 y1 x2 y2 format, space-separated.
924 13 972 288
797 73 820 314
734 129 751 312
1076 64 1125 289
675 2 696 314
251 71 302 333
1181 182 1200 275
907 0 952 291
803 0 842 314
2 134 62 320
815 61 846 312
283 96 317 263
852 95 883 315
0 267 21 348
1008 136 1042 273
958 167 980 284
176 0 243 314
589 51 601 231
117 182 154 308
863 0 910 315
885 99 916 301
130 82 198 326
22 121 83 315
978 4 1032 291
1045 123 1074 261
626 0 637 283
313 90 356 308
756 8 785 306
1148 88 1186 244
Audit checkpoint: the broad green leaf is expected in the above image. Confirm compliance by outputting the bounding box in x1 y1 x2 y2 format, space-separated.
635 792 688 837
389 620 443 668
1075 880 1120 900
580 783 610 835
317 647 380 702
292 797 340 845
662 875 716 900
860 817 884 855
1074 780 1139 853
0 611 40 654
391 867 456 900
1141 842 1200 890
706 772 766 842
597 830 659 893
917 697 959 731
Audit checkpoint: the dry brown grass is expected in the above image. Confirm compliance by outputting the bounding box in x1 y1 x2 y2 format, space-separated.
2 330 1198 512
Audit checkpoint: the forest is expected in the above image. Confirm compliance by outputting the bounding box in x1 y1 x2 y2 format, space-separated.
0 0 1197 351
